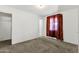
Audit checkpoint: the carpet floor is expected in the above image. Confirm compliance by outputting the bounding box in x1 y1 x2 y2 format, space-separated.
0 37 78 53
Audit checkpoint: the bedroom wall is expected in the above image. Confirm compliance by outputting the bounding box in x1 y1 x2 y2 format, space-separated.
39 17 45 36
43 9 78 45
58 5 79 45
0 6 40 44
78 9 79 47
0 13 11 41
61 9 78 45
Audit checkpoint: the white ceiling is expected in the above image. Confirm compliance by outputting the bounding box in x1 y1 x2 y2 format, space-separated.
58 5 79 11
7 5 79 16
8 5 58 16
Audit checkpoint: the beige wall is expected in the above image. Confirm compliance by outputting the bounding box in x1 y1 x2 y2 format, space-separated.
43 9 79 45
0 6 40 44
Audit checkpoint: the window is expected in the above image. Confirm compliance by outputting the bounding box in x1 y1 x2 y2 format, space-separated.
55 17 58 31
49 17 58 31
50 18 54 31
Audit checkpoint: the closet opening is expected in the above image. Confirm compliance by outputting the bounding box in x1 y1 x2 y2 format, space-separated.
0 12 12 47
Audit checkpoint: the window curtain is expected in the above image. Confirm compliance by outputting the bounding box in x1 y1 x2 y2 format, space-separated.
46 14 63 40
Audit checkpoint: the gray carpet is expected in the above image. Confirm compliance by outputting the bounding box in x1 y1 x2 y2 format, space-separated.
0 37 78 53
0 40 11 48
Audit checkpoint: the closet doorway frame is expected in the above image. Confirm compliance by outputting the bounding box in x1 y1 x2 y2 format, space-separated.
0 12 12 45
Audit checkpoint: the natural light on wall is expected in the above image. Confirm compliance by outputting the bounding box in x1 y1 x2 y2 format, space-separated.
35 5 45 9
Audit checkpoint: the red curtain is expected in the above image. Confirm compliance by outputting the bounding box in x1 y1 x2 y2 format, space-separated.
46 14 63 40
